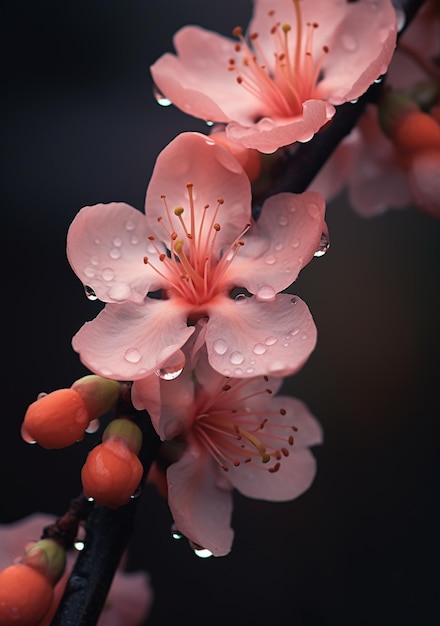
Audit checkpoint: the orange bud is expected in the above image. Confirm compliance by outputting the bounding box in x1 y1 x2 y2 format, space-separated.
23 388 90 449
0 564 53 626
390 111 440 154
81 439 143 508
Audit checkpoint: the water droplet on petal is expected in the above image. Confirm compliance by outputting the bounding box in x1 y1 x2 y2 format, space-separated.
291 238 300 248
341 34 357 51
264 336 278 346
109 248 121 260
395 9 405 32
153 84 172 106
234 293 248 303
130 235 139 245
84 285 98 300
234 367 243 375
253 343 267 355
278 215 288 226
314 230 330 257
83 266 96 279
205 120 214 126
171 524 183 540
290 296 297 304
125 219 136 231
193 546 213 558
124 348 142 364
112 236 123 247
102 268 115 281
74 540 85 551
350 98 359 104
264 254 277 265
246 367 254 374
155 364 184 380
256 285 276 302
213 339 228 355
274 242 283 251
230 351 244 365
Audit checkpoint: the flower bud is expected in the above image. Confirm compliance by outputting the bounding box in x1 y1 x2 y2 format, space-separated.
81 438 143 509
0 563 53 626
71 375 120 421
22 388 90 449
23 539 66 585
102 418 143 455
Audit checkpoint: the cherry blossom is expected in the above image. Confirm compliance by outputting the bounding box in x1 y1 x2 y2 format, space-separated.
135 343 323 556
150 0 397 154
0 514 153 626
67 132 326 380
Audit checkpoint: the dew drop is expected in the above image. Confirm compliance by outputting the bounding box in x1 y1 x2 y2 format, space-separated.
74 540 85 551
341 34 357 51
102 268 115 281
257 118 274 131
83 266 96 279
74 407 88 424
274 242 283 251
290 328 299 336
307 202 321 218
264 336 277 346
395 9 405 32
264 254 277 265
253 343 267 355
301 333 308 340
124 348 142 364
171 524 183 540
21 424 36 444
130 235 139 245
153 84 172 106
256 285 276 302
85 419 100 434
246 367 254 374
194 547 213 558
234 367 243 375
130 485 142 499
90 256 100 266
350 98 359 105
278 215 288 226
213 339 228 355
125 219 136 231
205 120 214 126
290 296 297 304
112 236 123 247
109 247 121 260
37 392 48 400
234 293 248 303
314 230 330 257
84 285 98 301
230 351 244 365
155 364 184 380
87 496 95 502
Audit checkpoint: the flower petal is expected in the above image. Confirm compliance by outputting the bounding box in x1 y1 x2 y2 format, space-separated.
206 294 317 378
228 191 326 294
150 26 260 124
145 132 252 255
226 100 335 154
167 446 234 557
67 203 163 303
72 299 194 380
228 446 318 502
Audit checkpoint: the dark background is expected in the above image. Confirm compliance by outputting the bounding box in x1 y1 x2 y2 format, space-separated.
1 1 439 625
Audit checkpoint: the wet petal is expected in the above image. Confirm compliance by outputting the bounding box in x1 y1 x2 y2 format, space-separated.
72 299 194 380
167 446 234 557
67 203 163 303
206 294 317 378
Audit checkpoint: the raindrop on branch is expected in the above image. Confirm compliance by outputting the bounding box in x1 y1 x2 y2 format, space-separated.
84 285 98 301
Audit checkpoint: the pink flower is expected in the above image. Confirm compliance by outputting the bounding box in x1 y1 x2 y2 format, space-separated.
136 343 323 557
0 514 153 626
150 0 397 154
67 132 326 380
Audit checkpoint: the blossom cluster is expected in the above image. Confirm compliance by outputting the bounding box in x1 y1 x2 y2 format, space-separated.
3 0 438 622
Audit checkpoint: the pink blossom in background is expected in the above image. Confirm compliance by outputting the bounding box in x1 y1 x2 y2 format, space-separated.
136 343 323 557
150 0 397 153
0 514 153 626
68 132 326 381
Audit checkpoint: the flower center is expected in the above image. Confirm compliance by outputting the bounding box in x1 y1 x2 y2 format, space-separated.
192 376 297 473
144 182 250 306
229 1 329 117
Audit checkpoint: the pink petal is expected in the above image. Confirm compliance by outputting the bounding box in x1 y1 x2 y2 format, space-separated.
269 396 324 447
167 445 234 557
145 132 252 254
71 299 194 380
67 203 163 303
228 191 326 294
316 0 397 104
228 447 318 502
150 26 260 124
205 294 317 378
226 100 335 153
132 359 195 440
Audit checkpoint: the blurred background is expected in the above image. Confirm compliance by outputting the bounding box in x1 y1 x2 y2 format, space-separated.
1 1 439 625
